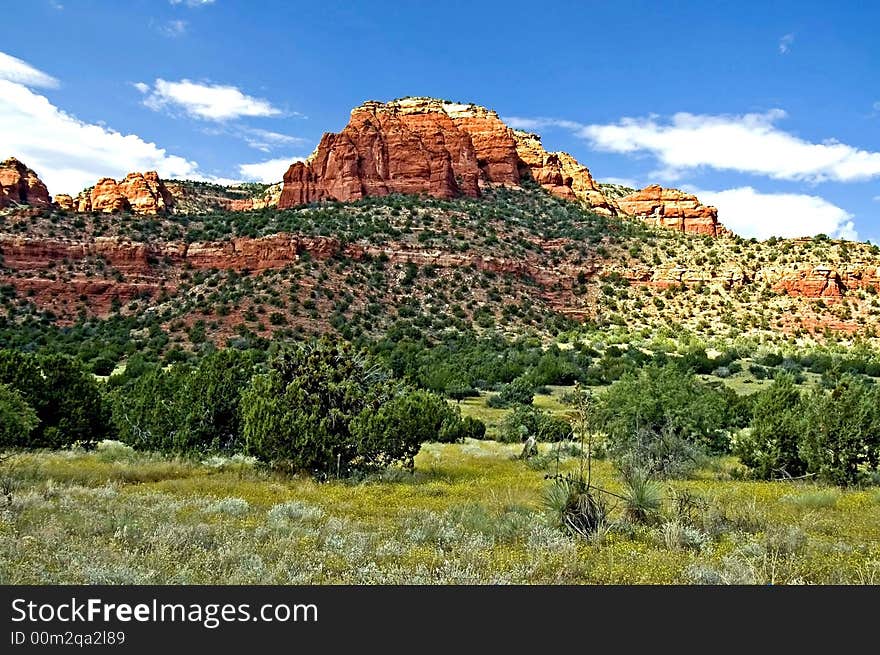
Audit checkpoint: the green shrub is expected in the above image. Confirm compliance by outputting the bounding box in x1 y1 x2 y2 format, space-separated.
110 349 257 454
0 382 39 447
494 376 535 407
798 377 880 485
598 365 732 476
356 389 469 445
735 374 805 479
460 415 487 440
240 339 423 477
0 350 110 448
499 405 571 443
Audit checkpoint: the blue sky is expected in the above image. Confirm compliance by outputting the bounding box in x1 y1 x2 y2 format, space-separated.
1 0 878 242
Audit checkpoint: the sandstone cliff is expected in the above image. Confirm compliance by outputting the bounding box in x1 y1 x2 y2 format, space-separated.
279 97 620 215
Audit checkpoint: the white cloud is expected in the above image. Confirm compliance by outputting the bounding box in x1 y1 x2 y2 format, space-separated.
160 19 188 37
0 51 59 89
170 0 215 6
779 33 795 55
600 176 640 189
503 116 584 132
692 186 857 240
238 157 303 183
579 109 880 183
0 79 199 195
241 128 306 152
139 79 281 122
132 81 150 94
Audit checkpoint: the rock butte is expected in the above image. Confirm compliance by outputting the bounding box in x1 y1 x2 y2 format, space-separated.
278 97 725 236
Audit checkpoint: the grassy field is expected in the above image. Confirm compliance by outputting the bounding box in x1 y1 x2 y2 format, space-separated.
2 440 879 584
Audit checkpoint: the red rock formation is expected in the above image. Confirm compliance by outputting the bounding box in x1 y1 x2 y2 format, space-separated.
616 185 724 236
279 97 619 214
118 171 174 214
773 266 846 298
281 99 482 206
0 158 52 209
512 131 619 214
53 194 75 211
75 172 173 214
79 178 130 213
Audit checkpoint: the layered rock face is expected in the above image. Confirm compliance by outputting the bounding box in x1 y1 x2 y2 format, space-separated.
76 172 173 214
279 97 620 213
0 158 51 209
616 185 724 237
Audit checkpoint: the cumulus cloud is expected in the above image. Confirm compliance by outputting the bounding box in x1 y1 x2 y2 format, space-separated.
579 109 880 183
693 186 857 240
238 157 303 183
137 79 281 122
779 33 795 55
0 51 59 89
0 52 200 195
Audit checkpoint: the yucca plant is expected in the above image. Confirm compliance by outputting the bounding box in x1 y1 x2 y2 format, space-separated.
620 465 663 525
543 473 610 539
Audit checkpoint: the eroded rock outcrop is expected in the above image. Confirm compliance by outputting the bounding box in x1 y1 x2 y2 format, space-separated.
616 185 726 237
76 172 172 214
511 131 619 214
279 97 620 214
767 265 880 298
772 267 845 298
118 171 174 214
53 194 75 211
0 158 51 209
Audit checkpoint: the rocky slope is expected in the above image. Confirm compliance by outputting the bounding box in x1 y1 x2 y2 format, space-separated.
162 181 282 213
2 186 878 345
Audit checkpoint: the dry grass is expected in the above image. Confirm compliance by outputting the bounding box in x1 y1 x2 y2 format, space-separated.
1 441 878 584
